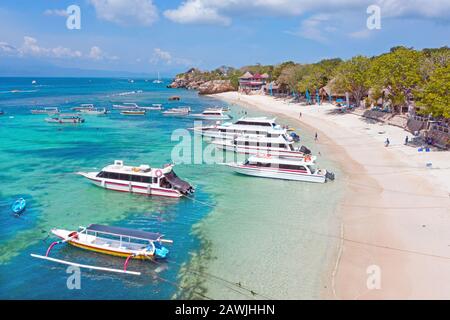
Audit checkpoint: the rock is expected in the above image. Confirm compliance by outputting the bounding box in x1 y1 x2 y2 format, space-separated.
198 80 235 95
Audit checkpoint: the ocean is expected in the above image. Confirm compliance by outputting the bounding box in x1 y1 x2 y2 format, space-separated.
0 77 343 299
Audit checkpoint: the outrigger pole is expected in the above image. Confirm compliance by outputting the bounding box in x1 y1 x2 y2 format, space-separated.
30 254 141 276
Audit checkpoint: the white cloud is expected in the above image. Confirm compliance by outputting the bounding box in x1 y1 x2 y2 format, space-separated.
88 46 119 60
43 9 69 17
348 28 373 39
149 48 192 66
19 36 82 58
89 0 158 26
163 0 450 26
0 41 18 54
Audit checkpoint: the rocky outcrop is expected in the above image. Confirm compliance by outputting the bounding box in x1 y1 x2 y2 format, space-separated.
197 80 235 95
167 68 236 94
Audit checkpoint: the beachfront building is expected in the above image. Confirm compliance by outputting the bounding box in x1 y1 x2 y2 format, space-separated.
264 81 290 97
238 72 270 94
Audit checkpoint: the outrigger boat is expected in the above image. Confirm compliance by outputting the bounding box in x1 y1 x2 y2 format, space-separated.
31 107 59 115
80 107 108 115
45 113 85 123
113 102 139 110
226 155 335 183
162 107 191 116
71 104 95 111
77 160 194 198
137 103 163 111
212 135 314 159
31 224 173 276
187 108 231 121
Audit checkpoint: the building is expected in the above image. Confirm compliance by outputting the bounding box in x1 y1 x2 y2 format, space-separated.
238 72 270 93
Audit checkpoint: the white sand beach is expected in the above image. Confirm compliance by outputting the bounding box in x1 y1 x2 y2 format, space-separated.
211 91 450 299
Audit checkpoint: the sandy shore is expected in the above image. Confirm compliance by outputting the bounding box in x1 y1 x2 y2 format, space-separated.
211 91 450 299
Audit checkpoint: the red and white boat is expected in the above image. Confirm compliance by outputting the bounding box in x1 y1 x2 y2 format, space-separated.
77 160 194 198
226 155 335 183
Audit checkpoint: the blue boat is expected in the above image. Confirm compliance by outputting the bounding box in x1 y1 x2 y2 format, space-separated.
11 198 26 214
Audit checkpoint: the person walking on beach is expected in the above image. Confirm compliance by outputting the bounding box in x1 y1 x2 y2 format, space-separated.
299 112 302 118
315 132 318 141
405 136 409 145
385 137 390 147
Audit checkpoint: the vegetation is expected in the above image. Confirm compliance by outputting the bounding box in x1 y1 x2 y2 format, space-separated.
175 46 449 118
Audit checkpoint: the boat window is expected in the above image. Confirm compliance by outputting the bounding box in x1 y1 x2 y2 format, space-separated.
119 174 131 181
289 144 294 151
96 171 105 178
277 164 306 171
307 166 315 174
130 175 141 182
108 172 119 180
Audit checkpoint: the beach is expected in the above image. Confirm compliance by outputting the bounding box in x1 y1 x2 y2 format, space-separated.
211 91 450 299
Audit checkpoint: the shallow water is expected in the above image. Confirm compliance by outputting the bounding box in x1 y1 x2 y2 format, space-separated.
0 78 344 299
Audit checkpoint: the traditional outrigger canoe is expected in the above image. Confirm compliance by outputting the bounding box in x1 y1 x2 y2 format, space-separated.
31 224 173 276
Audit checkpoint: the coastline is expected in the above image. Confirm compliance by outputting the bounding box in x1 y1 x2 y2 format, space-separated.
210 91 450 299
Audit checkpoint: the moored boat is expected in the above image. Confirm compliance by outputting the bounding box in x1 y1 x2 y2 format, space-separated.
137 103 163 111
120 110 146 116
113 102 139 110
45 113 85 123
31 107 59 115
226 155 335 183
31 224 173 276
187 108 231 121
80 107 108 115
77 160 194 198
11 198 26 214
162 107 191 116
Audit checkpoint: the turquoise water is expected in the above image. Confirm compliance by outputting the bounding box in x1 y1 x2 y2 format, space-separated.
0 78 344 299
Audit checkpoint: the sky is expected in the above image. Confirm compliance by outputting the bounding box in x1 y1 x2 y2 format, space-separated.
0 0 449 77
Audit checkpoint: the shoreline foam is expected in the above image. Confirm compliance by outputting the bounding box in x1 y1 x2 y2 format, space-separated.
210 92 450 299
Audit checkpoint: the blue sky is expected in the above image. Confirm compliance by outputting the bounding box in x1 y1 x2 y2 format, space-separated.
0 0 449 76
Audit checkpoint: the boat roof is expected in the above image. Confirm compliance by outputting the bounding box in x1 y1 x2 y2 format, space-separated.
86 224 162 241
248 155 315 165
102 160 173 176
235 116 277 123
234 135 292 143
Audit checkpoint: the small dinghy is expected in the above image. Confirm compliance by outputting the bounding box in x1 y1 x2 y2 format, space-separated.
11 198 26 214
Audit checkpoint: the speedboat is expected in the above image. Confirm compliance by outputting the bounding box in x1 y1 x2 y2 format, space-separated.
212 135 314 159
45 113 85 123
190 117 289 140
120 110 146 116
226 155 335 183
187 108 231 121
31 224 173 276
162 107 191 116
113 102 139 110
31 107 59 115
11 198 26 214
77 160 194 198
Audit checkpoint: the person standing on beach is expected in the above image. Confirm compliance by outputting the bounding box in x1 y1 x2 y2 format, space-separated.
385 138 390 147
405 136 409 145
315 132 318 141
299 112 302 118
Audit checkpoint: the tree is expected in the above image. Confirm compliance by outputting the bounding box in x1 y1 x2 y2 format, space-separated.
333 56 371 106
416 64 450 118
368 47 423 113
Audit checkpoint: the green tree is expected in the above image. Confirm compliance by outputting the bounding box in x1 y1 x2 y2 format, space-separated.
416 64 450 118
333 55 371 105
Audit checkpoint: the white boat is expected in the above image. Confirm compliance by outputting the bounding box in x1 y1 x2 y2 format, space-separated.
226 155 334 183
80 107 108 115
77 160 194 198
45 113 85 123
212 135 314 159
31 107 59 115
190 116 289 140
188 108 231 121
162 107 191 116
113 102 139 110
120 110 146 116
72 104 95 111
153 72 163 84
137 103 163 111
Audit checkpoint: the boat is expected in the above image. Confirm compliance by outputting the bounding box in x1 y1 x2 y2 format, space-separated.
31 224 173 276
137 103 163 111
162 107 191 116
31 107 59 115
112 102 139 110
31 80 37 85
71 104 95 111
80 107 108 115
168 96 180 101
212 135 314 159
77 160 194 198
120 110 146 116
187 108 231 121
45 113 85 123
226 155 335 183
11 198 26 214
152 72 163 84
190 117 290 140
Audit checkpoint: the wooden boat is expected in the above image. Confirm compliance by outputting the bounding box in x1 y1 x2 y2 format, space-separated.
31 224 173 276
11 198 26 214
120 110 146 116
45 113 85 123
226 155 335 183
80 107 108 115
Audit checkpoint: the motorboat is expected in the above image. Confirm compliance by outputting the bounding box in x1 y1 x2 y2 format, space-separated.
120 110 146 116
187 108 231 121
77 160 194 198
31 107 59 115
226 155 335 183
162 107 191 116
45 113 85 123
113 102 139 110
137 103 163 111
79 107 108 115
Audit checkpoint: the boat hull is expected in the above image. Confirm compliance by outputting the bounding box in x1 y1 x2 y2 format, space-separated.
214 143 307 159
188 115 231 121
227 164 326 183
78 172 183 198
